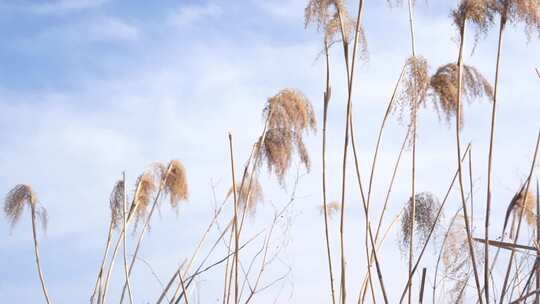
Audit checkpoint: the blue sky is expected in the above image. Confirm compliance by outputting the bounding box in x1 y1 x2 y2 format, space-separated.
0 0 539 303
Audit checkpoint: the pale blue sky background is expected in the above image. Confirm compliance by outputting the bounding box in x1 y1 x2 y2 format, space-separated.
0 0 539 303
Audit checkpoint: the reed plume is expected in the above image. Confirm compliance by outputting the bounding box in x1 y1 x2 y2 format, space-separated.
505 188 538 228
132 170 157 224
4 184 52 304
452 0 494 39
259 88 316 184
109 180 125 229
492 0 540 39
399 192 442 254
319 201 341 219
305 0 368 57
442 213 483 303
394 56 430 125
164 159 189 208
430 63 493 127
228 176 263 214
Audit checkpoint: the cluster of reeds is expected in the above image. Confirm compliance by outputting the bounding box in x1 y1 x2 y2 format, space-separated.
3 0 540 303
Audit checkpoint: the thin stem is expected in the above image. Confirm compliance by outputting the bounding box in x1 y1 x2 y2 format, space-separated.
121 172 134 304
336 1 364 302
499 131 540 302
228 133 240 304
321 38 337 304
455 23 483 303
31 204 52 304
484 16 507 303
398 144 472 303
90 219 114 304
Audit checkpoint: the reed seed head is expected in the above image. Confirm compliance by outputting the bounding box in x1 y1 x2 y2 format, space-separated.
493 0 540 39
430 63 493 128
319 201 341 219
164 159 189 208
511 189 537 227
399 192 442 254
4 184 47 231
305 0 368 57
228 175 264 215
394 56 430 126
259 89 316 184
452 0 494 37
109 180 125 229
133 170 157 222
442 213 484 302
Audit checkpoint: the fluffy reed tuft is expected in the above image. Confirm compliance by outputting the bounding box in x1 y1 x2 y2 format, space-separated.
164 160 189 208
132 171 157 222
430 63 493 127
511 189 537 227
399 192 442 254
394 56 430 125
305 0 368 57
259 89 316 184
319 201 341 219
4 184 47 231
228 176 264 214
442 213 483 303
109 180 125 229
452 0 494 36
493 0 540 39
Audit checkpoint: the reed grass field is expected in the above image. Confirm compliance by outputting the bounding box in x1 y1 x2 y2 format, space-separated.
1 0 540 303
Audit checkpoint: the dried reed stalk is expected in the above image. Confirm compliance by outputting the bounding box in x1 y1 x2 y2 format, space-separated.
118 160 189 304
451 3 488 300
398 144 471 303
228 133 240 304
499 132 540 302
121 173 134 304
4 184 51 304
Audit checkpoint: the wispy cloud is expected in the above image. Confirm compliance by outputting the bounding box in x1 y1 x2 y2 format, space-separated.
168 3 222 27
2 0 110 15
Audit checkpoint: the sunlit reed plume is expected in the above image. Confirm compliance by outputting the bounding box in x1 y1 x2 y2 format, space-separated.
492 0 540 39
319 201 341 219
4 184 47 231
453 0 494 36
109 180 125 229
132 171 157 223
259 89 316 184
164 159 189 208
400 192 441 254
511 189 537 228
430 63 493 127
305 0 368 57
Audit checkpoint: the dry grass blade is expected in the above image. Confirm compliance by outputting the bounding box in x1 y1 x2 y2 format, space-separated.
430 63 493 127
